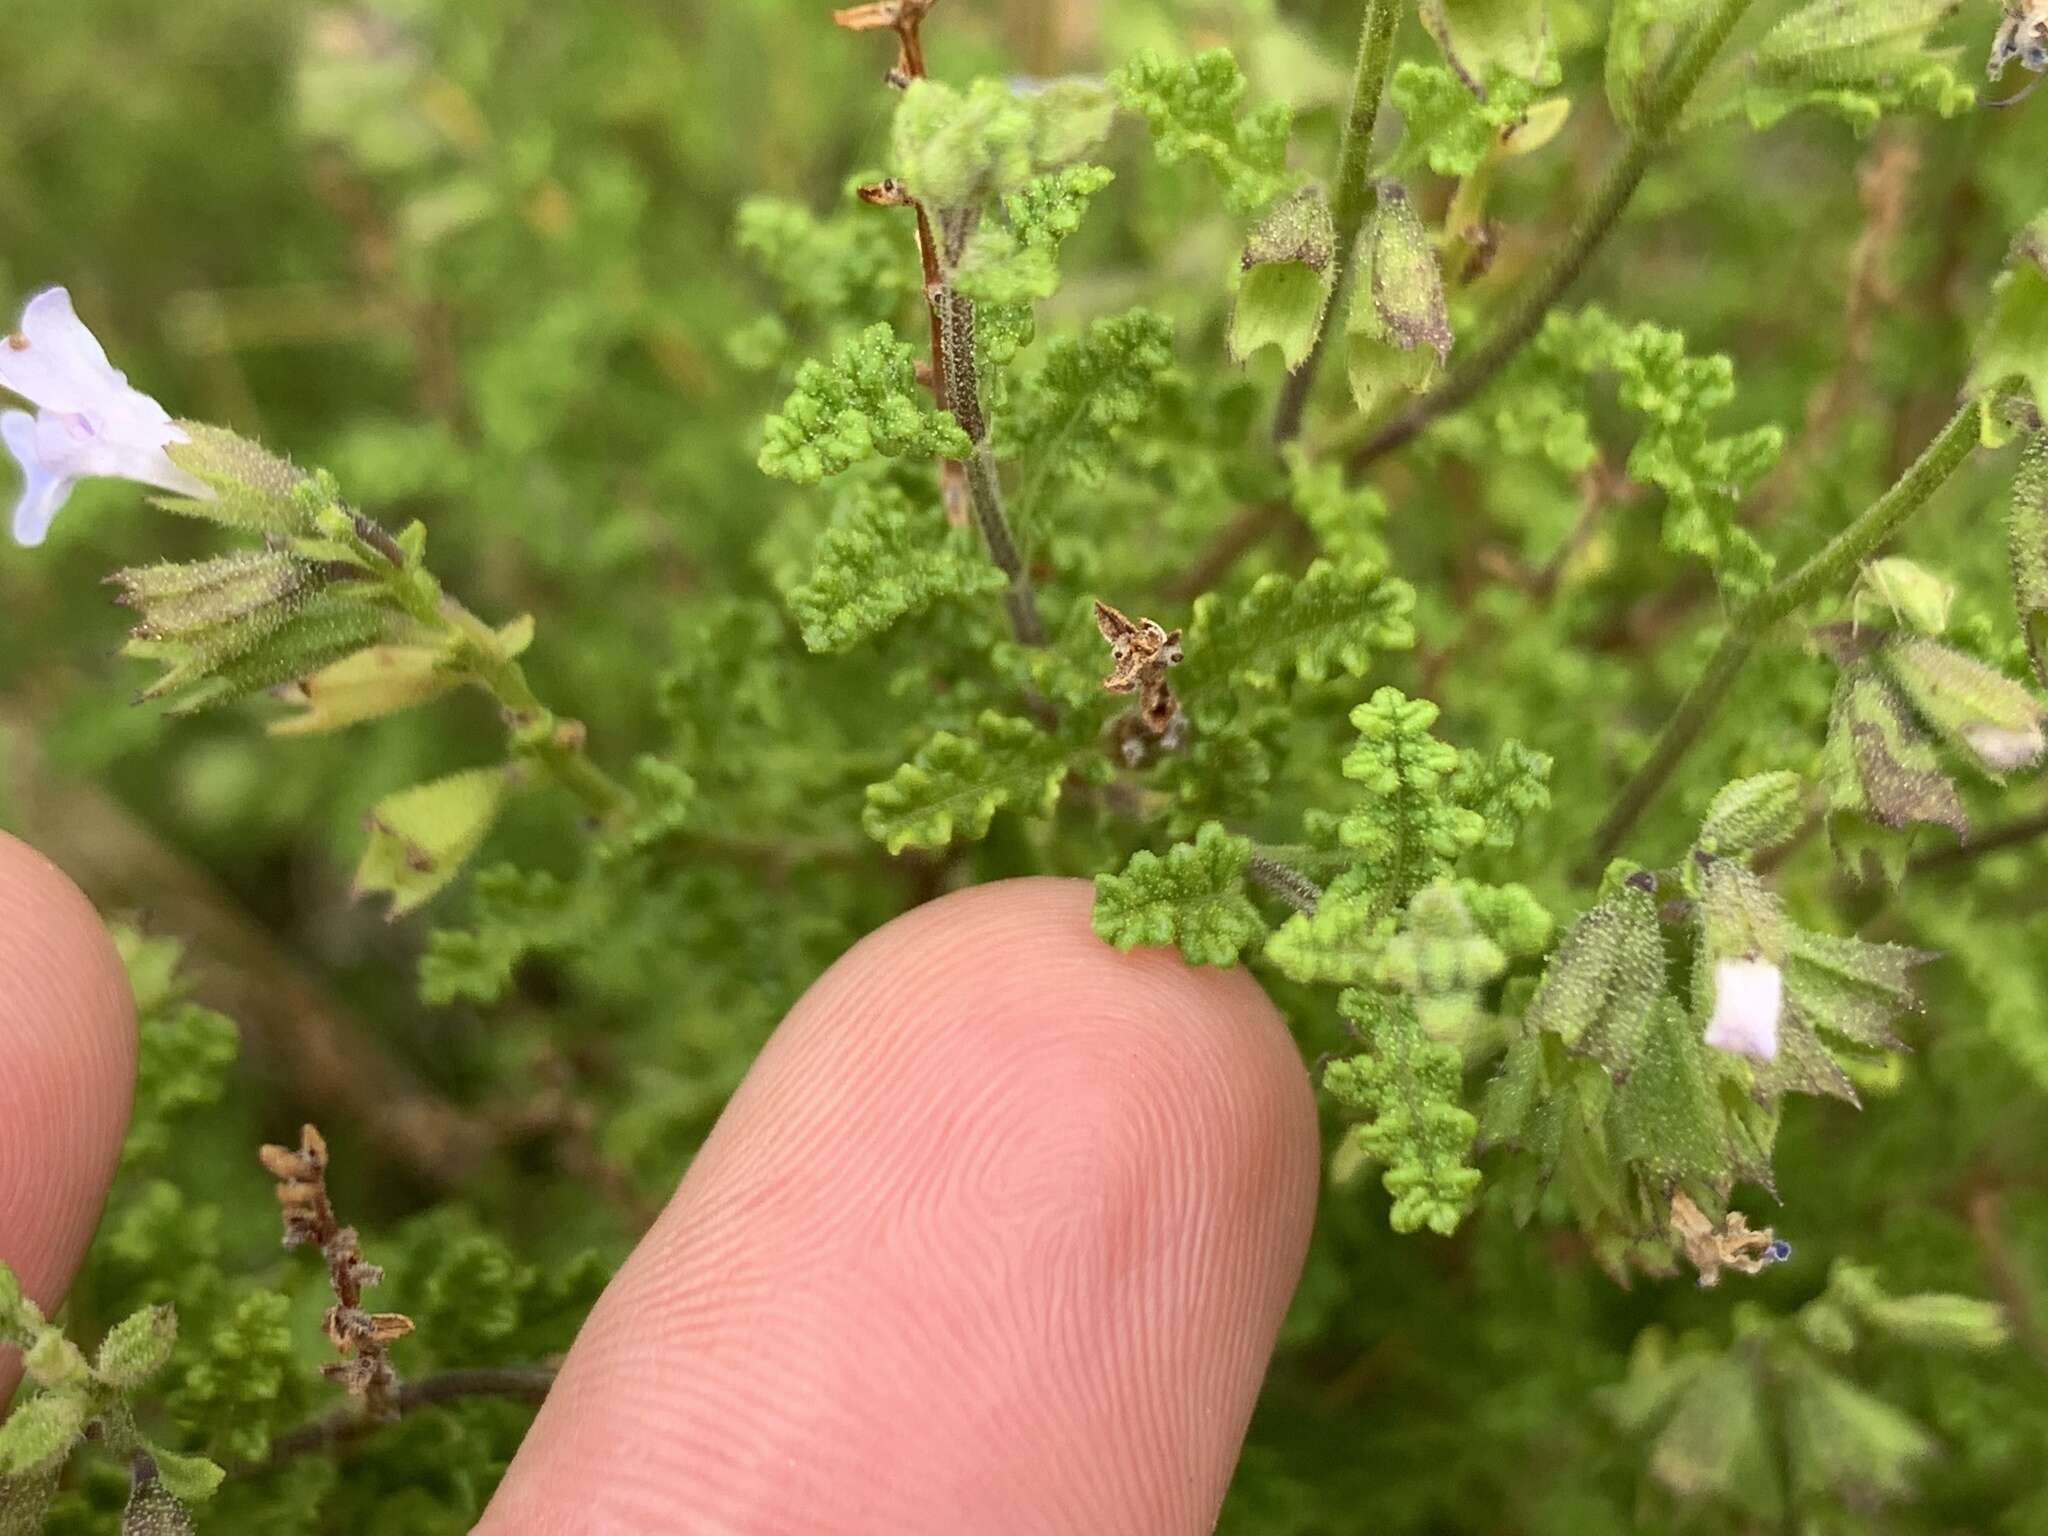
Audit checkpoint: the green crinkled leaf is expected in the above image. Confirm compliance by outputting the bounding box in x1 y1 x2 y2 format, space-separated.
1229 188 1336 372
1455 880 1554 959
1092 822 1267 966
1179 562 1416 714
1111 48 1295 215
1525 882 1666 1077
353 766 512 919
1335 689 1486 906
1525 309 1784 597
146 1449 226 1506
1388 61 1561 180
2012 432 2048 686
1969 215 2048 424
1420 0 1551 88
1347 182 1452 413
1265 870 1397 985
784 481 1005 653
1286 445 1390 568
123 1001 237 1169
891 77 1112 212
1327 987 1481 1236
1449 738 1553 850
159 1289 307 1465
862 710 1078 855
734 190 915 323
1720 0 1976 134
1003 308 1176 519
419 865 591 1006
758 323 971 484
954 164 1115 314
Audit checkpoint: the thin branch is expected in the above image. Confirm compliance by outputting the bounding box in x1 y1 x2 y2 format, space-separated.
1342 0 1761 476
1578 397 1982 878
233 1367 557 1478
1911 807 2048 874
1270 0 1403 447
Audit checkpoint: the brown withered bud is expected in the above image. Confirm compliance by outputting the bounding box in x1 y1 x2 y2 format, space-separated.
1094 600 1188 756
832 0 938 87
857 177 916 208
259 1122 411 1417
1670 1191 1790 1288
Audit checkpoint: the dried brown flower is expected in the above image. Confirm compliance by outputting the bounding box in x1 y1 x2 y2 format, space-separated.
259 1123 413 1418
831 0 938 87
1670 1191 1789 1288
1094 600 1187 746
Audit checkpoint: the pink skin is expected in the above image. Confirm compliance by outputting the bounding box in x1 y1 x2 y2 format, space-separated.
0 832 136 1401
0 857 1318 1534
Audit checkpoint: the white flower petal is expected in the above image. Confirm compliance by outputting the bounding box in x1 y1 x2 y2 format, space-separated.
0 288 122 414
3 408 80 546
1962 721 2045 773
1703 958 1782 1062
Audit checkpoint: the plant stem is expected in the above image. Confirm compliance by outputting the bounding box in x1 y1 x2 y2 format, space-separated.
345 515 634 821
1248 850 1323 914
438 595 636 821
1342 0 1759 475
1580 397 1982 876
940 284 1048 645
234 1367 557 1477
1270 0 1403 447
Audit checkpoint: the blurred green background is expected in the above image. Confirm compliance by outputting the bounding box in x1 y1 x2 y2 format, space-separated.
5 0 2048 1531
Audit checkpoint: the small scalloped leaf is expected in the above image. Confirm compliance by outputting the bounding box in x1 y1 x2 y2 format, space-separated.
1092 822 1267 967
862 711 1076 855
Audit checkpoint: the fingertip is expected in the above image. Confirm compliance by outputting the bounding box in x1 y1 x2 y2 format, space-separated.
0 832 136 1391
484 876 1317 1535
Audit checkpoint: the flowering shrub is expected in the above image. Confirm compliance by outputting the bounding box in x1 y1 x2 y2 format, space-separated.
3 0 2048 1530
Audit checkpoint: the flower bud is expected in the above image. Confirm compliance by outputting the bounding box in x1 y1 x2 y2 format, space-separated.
1877 634 2047 776
1346 182 1452 410
1696 771 1805 862
1229 188 1336 372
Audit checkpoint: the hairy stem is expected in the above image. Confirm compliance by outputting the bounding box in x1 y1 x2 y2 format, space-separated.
1580 397 1982 875
940 285 1048 645
1248 850 1324 914
1342 0 1759 474
344 515 634 821
1270 0 1403 447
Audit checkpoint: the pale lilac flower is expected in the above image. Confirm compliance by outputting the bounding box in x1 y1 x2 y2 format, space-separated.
1703 957 1783 1062
0 287 209 546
